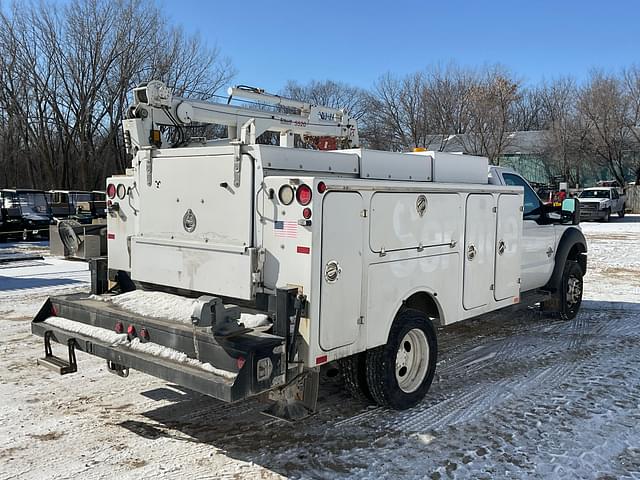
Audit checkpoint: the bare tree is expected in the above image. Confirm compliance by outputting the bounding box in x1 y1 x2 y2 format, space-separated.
577 71 637 186
0 0 235 190
459 67 520 165
622 66 640 184
536 78 584 184
282 79 368 120
422 64 475 151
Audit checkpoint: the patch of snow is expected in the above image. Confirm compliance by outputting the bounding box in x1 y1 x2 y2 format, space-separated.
44 316 127 346
106 290 198 323
0 257 90 319
240 312 270 328
42 317 236 380
91 290 272 329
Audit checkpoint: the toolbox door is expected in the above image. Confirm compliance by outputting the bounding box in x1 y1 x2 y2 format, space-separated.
494 194 522 301
319 192 363 351
463 194 496 310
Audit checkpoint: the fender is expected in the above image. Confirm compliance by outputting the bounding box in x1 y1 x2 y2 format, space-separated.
545 227 587 292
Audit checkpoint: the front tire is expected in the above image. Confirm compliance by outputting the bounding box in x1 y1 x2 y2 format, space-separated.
602 208 611 222
561 261 584 319
365 309 437 410
543 260 584 320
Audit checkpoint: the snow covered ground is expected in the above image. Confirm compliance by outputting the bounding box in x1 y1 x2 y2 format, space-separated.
1 218 639 479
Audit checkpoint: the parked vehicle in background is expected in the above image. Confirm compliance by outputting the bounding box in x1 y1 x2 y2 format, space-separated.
577 187 626 222
48 190 107 223
91 191 107 219
0 189 53 240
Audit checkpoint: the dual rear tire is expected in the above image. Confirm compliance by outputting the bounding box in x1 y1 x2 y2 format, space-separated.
340 308 437 410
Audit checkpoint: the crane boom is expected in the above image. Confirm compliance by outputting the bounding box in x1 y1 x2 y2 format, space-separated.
123 80 359 155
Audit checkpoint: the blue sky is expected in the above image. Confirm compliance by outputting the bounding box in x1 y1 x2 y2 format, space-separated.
162 0 639 92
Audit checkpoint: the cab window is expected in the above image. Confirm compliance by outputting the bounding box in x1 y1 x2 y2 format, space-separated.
502 173 542 218
611 190 619 199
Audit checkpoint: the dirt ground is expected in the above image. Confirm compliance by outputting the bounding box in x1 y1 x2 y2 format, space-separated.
1 219 639 479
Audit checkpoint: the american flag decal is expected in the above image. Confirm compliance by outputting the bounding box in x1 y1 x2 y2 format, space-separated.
274 220 298 238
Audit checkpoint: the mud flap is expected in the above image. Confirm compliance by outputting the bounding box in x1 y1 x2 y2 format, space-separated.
263 368 320 422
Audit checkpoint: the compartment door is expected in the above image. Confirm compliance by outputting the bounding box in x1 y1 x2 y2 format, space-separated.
494 194 522 301
463 194 496 310
319 192 363 351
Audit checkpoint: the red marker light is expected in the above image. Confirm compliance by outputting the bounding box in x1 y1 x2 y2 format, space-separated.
302 208 312 219
316 355 328 365
296 184 312 206
317 182 327 194
297 246 310 254
140 328 150 340
107 233 115 240
236 356 246 369
114 321 124 334
106 183 116 199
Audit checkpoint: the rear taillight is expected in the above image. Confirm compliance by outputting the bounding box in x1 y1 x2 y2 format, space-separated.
116 184 126 199
317 181 327 194
303 207 312 219
114 321 124 334
127 325 136 336
296 184 312 205
106 183 116 199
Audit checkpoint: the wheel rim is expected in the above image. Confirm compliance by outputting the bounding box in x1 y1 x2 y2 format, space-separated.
395 328 429 393
566 275 582 309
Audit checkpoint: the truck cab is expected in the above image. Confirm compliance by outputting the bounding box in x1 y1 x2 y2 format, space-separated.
489 166 587 314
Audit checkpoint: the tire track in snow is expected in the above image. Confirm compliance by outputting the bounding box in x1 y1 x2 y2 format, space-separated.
337 313 594 430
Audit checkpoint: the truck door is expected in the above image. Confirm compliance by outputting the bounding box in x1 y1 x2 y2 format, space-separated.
502 173 556 292
319 192 363 351
611 189 620 212
494 194 522 301
463 194 496 310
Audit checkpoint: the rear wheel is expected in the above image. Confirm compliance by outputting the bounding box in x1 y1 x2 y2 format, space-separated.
339 352 372 402
365 309 437 410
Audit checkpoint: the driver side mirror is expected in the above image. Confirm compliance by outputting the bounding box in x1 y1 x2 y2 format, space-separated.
561 198 580 225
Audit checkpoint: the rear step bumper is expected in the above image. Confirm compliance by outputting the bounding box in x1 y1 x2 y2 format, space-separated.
31 294 287 403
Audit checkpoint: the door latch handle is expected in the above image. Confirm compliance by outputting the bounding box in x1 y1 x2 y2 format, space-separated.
546 246 554 257
467 244 477 261
497 240 506 256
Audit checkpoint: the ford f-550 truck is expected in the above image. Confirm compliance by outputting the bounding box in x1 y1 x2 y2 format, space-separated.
31 81 587 416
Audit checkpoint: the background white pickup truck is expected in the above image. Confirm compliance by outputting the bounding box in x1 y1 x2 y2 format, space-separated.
577 187 626 221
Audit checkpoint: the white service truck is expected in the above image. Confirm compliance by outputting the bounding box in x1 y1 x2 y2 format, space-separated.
578 186 626 221
32 81 587 415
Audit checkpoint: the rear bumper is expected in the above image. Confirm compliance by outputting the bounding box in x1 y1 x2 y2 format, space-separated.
32 294 286 402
